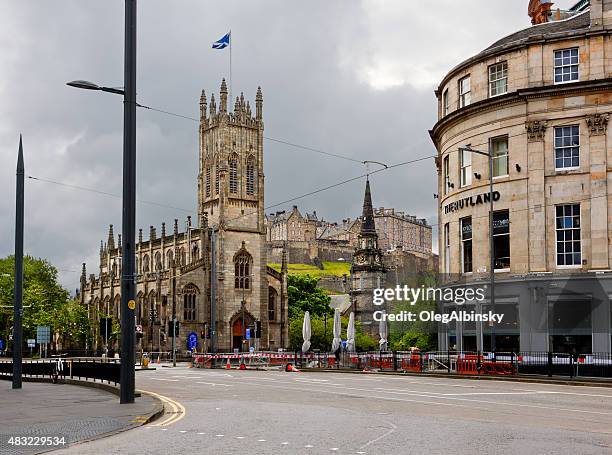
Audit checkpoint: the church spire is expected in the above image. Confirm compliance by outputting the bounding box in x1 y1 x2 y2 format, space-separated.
360 178 376 236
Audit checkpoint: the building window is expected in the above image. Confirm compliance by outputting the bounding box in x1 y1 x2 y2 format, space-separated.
460 217 472 274
460 148 472 187
443 89 449 116
205 166 211 197
489 62 508 97
555 125 580 170
167 250 174 268
234 251 252 289
554 48 579 83
246 156 255 195
183 286 197 321
215 166 220 195
143 254 150 273
268 287 276 321
155 251 162 271
458 76 471 108
443 155 450 195
229 155 238 194
556 204 581 266
493 210 510 270
491 136 509 177
444 223 450 275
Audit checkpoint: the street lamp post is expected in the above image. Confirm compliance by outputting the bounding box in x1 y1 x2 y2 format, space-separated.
458 145 496 352
13 136 24 389
171 260 176 367
66 0 137 403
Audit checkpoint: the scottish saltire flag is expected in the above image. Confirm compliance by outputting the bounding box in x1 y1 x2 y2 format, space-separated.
212 32 231 49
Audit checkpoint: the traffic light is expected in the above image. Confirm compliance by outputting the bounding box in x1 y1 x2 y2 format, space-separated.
168 320 179 337
99 318 112 342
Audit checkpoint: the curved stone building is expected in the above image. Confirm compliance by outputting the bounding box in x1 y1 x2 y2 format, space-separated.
430 1 612 353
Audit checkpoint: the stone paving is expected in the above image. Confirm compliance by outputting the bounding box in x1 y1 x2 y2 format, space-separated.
0 381 161 455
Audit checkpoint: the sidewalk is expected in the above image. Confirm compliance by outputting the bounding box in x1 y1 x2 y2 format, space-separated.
0 381 162 455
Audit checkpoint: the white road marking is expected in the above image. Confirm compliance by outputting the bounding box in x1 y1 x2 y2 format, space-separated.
179 430 187 433
281 442 289 445
198 432 205 435
195 381 232 387
258 439 266 442
149 378 180 382
305 445 313 448
359 420 397 449
236 436 245 439
232 377 612 417
215 434 224 437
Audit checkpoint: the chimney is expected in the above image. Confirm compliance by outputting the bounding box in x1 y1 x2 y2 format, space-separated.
591 0 612 28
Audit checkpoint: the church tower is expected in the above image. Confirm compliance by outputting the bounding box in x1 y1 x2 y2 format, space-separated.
198 80 269 351
350 178 386 336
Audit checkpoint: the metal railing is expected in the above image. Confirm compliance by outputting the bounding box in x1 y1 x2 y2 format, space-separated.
0 358 121 385
194 350 612 379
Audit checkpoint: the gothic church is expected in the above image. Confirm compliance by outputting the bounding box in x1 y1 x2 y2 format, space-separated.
80 80 289 354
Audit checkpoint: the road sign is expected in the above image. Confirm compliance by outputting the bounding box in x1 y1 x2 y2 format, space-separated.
0 339 4 350
246 328 251 340
27 339 35 348
187 332 198 351
36 326 50 344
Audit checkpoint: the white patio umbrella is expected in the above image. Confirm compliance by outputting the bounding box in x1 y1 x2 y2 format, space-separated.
331 308 341 352
346 311 356 353
302 311 312 353
379 310 388 351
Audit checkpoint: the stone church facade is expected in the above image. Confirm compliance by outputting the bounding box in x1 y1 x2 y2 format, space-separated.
80 80 288 354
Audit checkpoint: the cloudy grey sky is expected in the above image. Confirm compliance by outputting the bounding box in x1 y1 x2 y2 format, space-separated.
0 0 578 291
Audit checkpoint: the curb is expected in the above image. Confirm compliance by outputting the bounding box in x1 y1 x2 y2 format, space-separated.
1 376 165 452
299 368 612 387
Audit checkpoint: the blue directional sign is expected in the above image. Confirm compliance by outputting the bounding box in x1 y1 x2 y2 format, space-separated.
246 328 251 340
187 332 198 351
0 339 4 350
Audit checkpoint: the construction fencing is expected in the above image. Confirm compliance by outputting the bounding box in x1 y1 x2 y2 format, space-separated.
193 350 612 378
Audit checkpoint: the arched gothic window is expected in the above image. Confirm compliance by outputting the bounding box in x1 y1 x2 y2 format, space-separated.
166 250 174 268
229 154 238 194
180 247 186 266
143 254 150 273
155 251 162 271
215 166 220 195
268 287 277 321
246 155 255 196
234 248 252 289
192 244 199 260
183 284 198 321
205 164 211 197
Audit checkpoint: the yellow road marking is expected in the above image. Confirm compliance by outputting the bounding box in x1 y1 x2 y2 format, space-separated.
140 390 186 427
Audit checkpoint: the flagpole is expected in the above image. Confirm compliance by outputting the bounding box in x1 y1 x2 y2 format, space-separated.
229 30 232 102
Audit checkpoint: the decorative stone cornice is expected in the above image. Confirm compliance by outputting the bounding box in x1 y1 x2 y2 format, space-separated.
586 113 609 136
526 120 548 142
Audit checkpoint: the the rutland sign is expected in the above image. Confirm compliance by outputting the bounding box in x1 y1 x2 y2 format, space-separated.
443 191 500 214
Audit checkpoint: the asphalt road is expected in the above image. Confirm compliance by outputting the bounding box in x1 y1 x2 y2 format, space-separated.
54 365 612 455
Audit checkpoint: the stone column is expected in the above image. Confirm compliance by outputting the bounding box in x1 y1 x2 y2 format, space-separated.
526 120 547 271
587 114 609 269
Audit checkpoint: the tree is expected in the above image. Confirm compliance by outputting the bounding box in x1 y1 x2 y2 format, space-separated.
0 255 86 352
287 275 333 319
388 271 438 351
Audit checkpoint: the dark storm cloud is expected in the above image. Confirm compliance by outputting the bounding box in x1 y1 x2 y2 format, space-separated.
0 0 558 290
